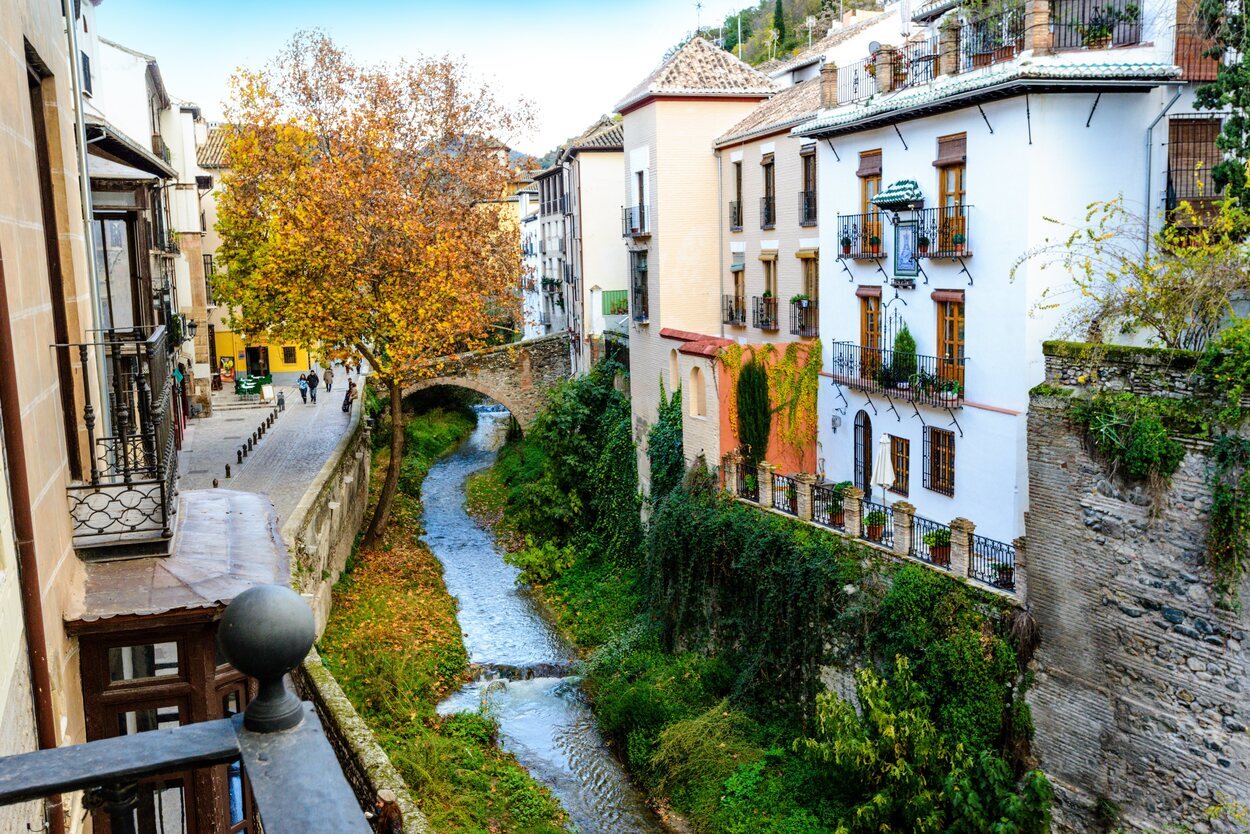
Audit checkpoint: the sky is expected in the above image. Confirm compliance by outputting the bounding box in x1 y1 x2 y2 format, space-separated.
96 0 749 155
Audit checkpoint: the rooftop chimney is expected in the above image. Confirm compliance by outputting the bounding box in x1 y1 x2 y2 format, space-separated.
819 62 838 109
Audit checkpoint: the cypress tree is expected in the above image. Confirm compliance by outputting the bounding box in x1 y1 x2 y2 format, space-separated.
774 0 787 47
738 360 772 465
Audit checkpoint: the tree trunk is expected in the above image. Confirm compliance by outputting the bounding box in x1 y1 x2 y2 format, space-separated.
362 380 404 548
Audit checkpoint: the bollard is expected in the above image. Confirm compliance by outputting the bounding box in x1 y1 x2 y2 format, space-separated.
237 449 244 464
212 478 219 489
225 463 232 479
242 445 248 459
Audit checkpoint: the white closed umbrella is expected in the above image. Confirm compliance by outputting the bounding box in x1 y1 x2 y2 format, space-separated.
871 433 895 501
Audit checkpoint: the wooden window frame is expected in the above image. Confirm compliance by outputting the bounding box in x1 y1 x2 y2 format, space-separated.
889 435 910 496
936 298 965 390
924 426 956 496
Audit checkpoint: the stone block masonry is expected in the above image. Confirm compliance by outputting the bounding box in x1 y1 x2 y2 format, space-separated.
1027 343 1248 834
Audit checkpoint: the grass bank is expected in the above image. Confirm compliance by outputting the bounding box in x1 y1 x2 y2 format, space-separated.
319 400 566 834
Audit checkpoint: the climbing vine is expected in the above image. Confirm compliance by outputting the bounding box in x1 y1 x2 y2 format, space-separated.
1207 435 1250 609
647 381 685 500
718 342 820 465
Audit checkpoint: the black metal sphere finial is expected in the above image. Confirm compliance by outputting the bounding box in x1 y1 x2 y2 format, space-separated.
218 585 315 733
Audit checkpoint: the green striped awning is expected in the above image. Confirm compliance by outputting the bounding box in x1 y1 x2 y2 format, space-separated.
602 289 629 315
871 179 925 209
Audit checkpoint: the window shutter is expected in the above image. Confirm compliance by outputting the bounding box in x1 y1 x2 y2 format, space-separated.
923 427 933 491
934 133 966 167
931 289 965 303
857 150 882 177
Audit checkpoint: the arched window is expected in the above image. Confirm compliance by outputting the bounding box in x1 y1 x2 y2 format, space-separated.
854 410 872 500
669 349 680 392
690 366 706 417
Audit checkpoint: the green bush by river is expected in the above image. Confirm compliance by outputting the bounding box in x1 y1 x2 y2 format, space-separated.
467 360 1053 833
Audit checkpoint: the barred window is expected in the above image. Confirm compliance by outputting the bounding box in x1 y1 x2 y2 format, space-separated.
924 427 956 496
890 435 910 496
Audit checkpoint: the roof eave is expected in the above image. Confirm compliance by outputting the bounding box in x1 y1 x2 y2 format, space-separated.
716 112 819 148
85 117 177 178
617 91 772 116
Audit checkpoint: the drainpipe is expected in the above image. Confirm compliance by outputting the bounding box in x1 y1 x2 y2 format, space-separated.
1143 84 1183 246
0 253 65 834
715 148 725 339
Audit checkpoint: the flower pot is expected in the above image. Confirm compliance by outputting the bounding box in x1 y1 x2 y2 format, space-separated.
842 244 852 255
929 544 951 566
868 523 884 541
896 381 910 391
971 52 993 68
919 243 929 255
995 566 1015 588
868 244 881 255
789 495 798 514
954 244 965 255
797 299 811 309
833 509 845 527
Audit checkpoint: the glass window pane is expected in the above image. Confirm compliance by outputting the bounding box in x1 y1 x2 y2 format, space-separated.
116 704 182 736
113 778 187 834
109 643 179 682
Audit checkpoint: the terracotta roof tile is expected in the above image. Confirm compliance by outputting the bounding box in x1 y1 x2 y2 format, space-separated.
197 123 232 169
717 76 822 145
615 36 775 112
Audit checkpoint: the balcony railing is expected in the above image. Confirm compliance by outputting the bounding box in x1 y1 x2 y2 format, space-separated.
812 482 847 531
772 473 798 515
760 195 776 229
860 498 895 549
1050 0 1142 50
753 296 779 330
837 213 886 259
622 205 649 237
959 4 1025 72
911 515 953 569
799 190 817 226
203 254 216 306
829 341 966 408
790 299 819 338
63 326 178 553
723 294 747 326
890 37 941 91
737 460 759 502
971 533 1017 590
916 205 973 258
729 200 743 231
837 56 877 106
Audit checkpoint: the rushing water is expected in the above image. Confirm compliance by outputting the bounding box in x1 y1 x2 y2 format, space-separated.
428 409 666 834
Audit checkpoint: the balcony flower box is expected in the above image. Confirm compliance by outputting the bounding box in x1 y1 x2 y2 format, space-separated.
868 235 882 254
841 236 852 255
791 294 812 309
865 509 887 542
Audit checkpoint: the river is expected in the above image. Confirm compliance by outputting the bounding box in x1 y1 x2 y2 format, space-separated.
426 408 666 834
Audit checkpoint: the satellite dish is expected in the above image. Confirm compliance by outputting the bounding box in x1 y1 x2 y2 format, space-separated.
868 40 881 52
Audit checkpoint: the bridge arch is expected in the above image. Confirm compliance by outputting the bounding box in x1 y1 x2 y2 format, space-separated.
400 333 570 429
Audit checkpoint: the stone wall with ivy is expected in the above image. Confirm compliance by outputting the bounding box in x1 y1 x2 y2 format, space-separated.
1026 341 1249 833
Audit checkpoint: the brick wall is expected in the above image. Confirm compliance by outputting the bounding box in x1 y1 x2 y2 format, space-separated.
1027 342 1249 833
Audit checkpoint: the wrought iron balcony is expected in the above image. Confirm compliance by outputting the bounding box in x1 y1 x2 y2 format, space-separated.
622 205 649 237
837 56 877 106
837 213 886 260
760 195 776 229
959 3 1025 72
729 200 743 231
753 296 779 330
916 205 973 258
64 326 178 555
790 299 819 338
829 340 966 408
799 190 817 226
723 294 747 326
1050 0 1142 50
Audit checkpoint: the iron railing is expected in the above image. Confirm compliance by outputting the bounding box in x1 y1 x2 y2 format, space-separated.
1166 115 1225 217
812 482 847 531
773 473 798 515
959 4 1026 72
837 213 886 259
1050 0 1142 50
729 200 743 231
916 205 973 258
754 296 779 330
911 515 953 569
889 37 941 91
971 534 1017 590
203 254 216 306
861 499 894 549
622 205 648 237
738 461 760 502
799 190 817 225
829 341 966 408
63 326 178 551
837 56 877 106
790 300 819 338
760 195 776 229
723 294 747 326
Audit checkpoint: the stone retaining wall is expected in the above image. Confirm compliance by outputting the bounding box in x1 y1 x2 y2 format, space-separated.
1027 342 1249 833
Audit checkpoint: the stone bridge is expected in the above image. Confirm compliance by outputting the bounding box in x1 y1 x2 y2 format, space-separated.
403 333 571 427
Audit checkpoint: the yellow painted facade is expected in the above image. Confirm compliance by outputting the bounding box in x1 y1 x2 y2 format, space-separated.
214 329 311 378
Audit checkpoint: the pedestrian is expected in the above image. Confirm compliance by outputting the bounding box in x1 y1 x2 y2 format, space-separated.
297 373 308 404
343 379 358 413
368 789 403 834
324 366 334 393
307 369 320 404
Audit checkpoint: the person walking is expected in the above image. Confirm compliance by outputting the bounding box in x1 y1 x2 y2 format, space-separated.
343 379 358 413
324 366 334 393
307 369 320 404
297 373 308 404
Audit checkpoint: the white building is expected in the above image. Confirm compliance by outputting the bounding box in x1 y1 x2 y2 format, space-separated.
798 0 1214 549
517 180 544 340
533 165 568 336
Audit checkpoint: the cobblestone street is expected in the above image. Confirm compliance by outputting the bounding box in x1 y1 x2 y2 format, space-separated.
178 369 365 521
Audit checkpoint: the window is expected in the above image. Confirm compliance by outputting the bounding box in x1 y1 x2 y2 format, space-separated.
761 154 776 228
860 292 881 351
630 250 649 322
763 257 777 298
890 435 910 496
690 365 706 417
802 255 818 300
936 295 965 389
669 349 680 391
732 161 743 229
800 150 817 225
936 134 967 250
109 643 179 683
282 346 297 365
924 427 956 496
858 150 882 247
80 50 93 97
1167 117 1222 218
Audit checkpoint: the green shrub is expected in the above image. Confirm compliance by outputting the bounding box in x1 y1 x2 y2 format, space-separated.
648 382 685 499
505 537 578 585
1069 392 1187 481
891 324 918 382
651 702 767 819
737 360 772 465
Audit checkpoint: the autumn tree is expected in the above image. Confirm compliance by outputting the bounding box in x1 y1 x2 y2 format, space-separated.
214 32 530 545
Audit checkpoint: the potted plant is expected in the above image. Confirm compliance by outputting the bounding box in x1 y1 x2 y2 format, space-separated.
939 378 963 402
994 561 1015 588
762 289 773 298
841 234 853 255
790 293 812 309
923 527 952 566
865 509 887 542
1075 3 1139 49
952 232 966 255
786 482 798 514
918 234 931 255
891 326 918 390
744 473 758 497
868 234 882 254
830 480 852 526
